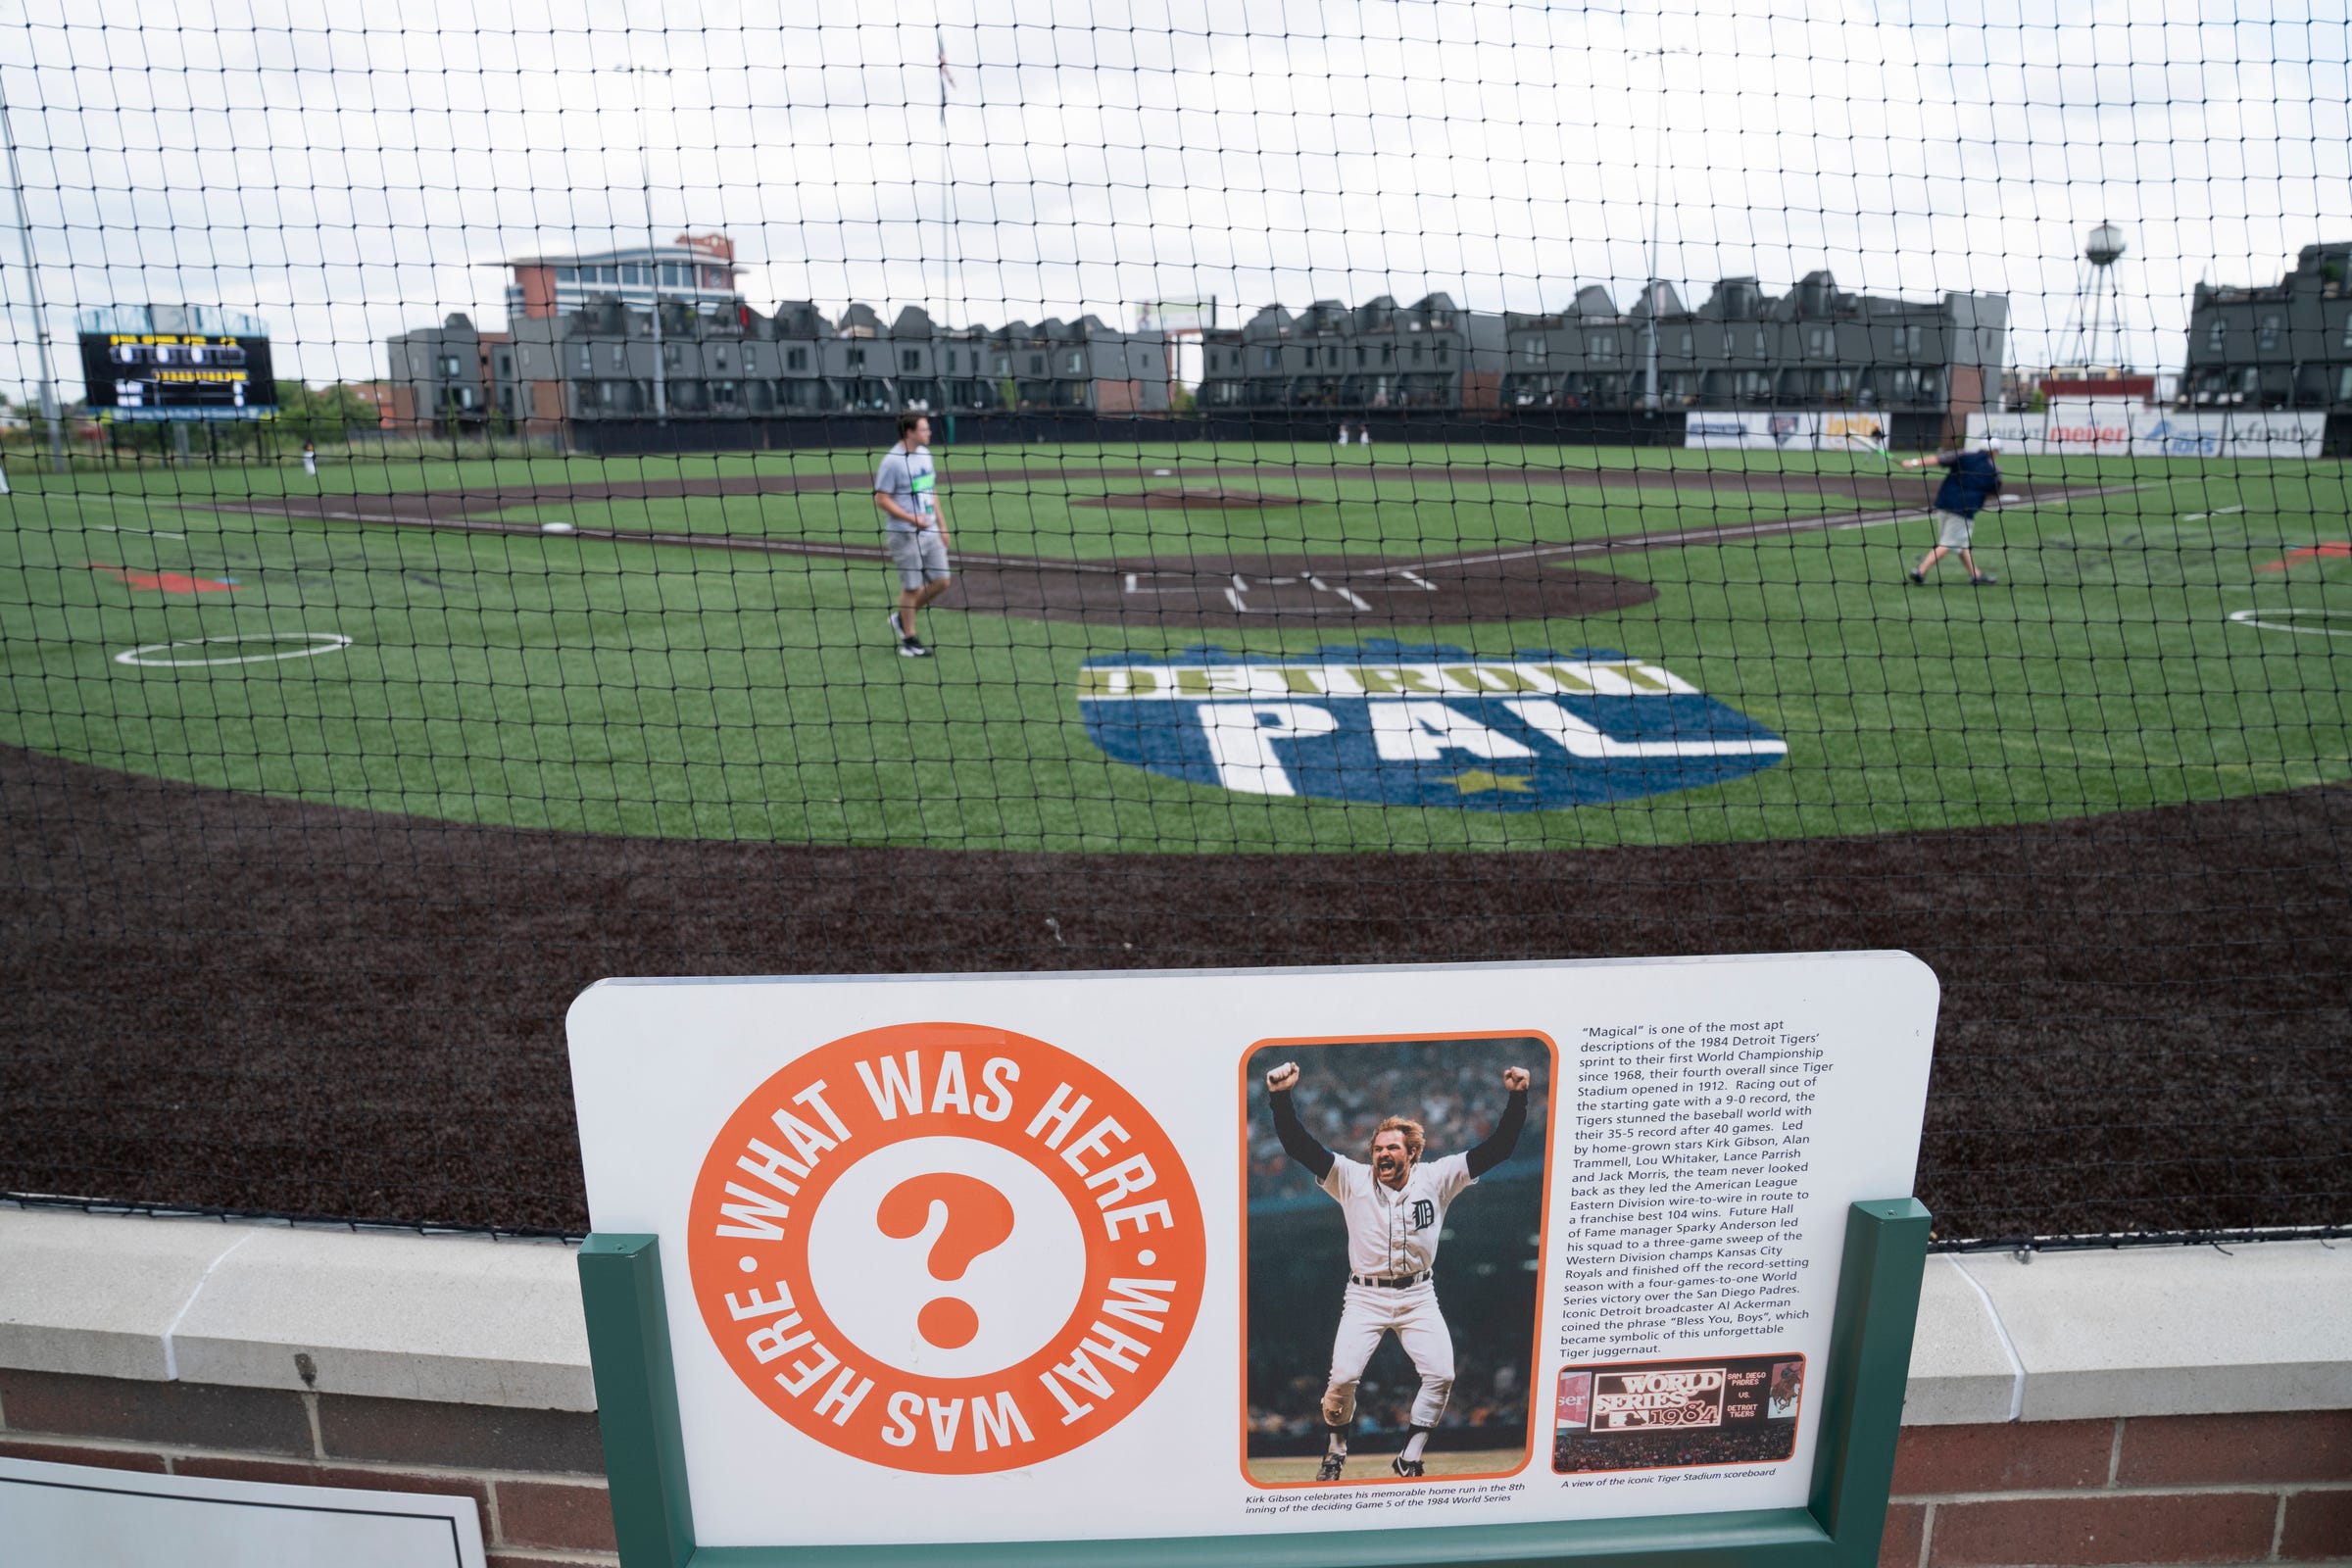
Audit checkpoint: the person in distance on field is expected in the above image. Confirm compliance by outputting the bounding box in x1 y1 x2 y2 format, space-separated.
873 412 953 658
1903 438 2001 586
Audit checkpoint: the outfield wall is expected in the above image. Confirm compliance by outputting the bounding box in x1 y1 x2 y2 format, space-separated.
562 408 1711 455
1 1206 2344 1567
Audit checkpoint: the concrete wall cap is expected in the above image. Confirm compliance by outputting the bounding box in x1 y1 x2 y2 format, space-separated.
170 1223 593 1411
0 1206 591 1411
1902 1255 2026 1426
1951 1239 2350 1421
3 1207 2344 1423
0 1207 246 1382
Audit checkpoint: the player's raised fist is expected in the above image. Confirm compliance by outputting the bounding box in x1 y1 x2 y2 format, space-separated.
1265 1061 1300 1094
1503 1066 1531 1092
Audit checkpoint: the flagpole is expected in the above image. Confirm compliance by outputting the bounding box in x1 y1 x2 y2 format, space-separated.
936 25 964 434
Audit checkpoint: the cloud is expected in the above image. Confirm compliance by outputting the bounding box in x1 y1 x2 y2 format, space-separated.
0 0 2342 389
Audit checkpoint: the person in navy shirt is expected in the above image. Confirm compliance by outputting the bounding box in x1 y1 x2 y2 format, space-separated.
1902 439 2001 585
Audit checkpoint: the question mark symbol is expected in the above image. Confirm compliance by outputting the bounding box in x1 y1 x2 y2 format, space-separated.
876 1173 1016 1350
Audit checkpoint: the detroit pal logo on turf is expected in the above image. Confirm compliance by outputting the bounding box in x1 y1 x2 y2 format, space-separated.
1079 642 1788 809
685 1023 1206 1474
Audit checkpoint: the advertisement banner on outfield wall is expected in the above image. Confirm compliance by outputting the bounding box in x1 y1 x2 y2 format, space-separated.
568 956 1936 1550
1967 404 2326 458
1684 411 1888 450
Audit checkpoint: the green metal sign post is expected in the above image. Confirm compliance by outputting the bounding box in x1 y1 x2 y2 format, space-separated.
578 1198 1929 1568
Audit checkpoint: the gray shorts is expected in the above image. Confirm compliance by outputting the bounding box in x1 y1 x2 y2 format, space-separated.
886 525 951 589
1934 508 1976 549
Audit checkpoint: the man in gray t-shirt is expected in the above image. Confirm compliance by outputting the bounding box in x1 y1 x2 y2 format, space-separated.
873 412 953 658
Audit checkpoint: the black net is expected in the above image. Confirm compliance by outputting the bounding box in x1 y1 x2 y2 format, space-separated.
0 9 2344 1247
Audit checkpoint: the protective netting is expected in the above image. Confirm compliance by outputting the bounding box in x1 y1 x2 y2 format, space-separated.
0 5 2345 1247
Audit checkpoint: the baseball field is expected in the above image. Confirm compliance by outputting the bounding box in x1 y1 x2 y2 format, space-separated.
2 443 2345 848
0 439 2345 1241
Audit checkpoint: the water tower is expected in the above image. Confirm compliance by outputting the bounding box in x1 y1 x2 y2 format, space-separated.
2062 221 2131 371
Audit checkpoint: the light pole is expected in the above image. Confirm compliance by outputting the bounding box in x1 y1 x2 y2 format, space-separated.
617 62 670 427
0 72 67 472
1632 47 1690 414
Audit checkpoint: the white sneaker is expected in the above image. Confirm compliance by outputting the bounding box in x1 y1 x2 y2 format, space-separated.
898 638 932 659
888 611 905 639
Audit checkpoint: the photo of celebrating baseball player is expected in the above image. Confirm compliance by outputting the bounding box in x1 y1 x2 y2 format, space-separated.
1244 1037 1553 1487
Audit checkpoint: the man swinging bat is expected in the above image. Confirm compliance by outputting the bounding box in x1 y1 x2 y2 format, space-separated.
1263 1057 1532 1480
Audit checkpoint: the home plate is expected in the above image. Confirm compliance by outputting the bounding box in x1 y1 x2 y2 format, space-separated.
541 521 576 534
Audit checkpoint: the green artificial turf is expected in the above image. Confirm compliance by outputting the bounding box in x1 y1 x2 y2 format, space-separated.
1 444 2345 852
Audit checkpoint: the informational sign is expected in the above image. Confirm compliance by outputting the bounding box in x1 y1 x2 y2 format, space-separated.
75 304 275 422
1685 411 1887 450
0 1456 485 1568
1078 646 1788 809
1967 404 2326 458
568 954 1936 1551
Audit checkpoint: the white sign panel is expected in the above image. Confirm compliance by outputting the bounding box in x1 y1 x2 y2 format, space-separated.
1967 404 2326 458
1684 411 1889 450
567 955 1936 1549
0 1458 486 1568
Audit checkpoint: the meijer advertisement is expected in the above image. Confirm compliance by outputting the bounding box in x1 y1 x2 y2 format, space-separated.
567 955 1936 1550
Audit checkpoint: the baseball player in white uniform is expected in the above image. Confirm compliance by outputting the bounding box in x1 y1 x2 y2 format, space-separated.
1264 1058 1532 1480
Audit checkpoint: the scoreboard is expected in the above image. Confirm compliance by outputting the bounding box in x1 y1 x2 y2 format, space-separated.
76 306 276 422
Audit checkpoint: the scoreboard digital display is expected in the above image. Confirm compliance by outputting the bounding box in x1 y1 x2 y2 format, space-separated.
76 306 275 421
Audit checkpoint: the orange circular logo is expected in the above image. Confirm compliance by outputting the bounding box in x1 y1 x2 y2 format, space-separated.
686 1022 1206 1474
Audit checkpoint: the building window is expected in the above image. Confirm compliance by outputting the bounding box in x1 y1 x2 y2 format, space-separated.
1065 349 1086 373
574 345 593 373
1381 344 1395 365
1678 330 1693 354
497 352 513 376
1436 345 1449 365
557 268 578 283
1904 323 1925 354
1753 327 1768 356
2206 319 2227 352
2258 314 2281 349
902 349 921 372
787 348 808 371
2340 317 2352 350
1258 347 1279 370
1806 326 1835 357
711 379 738 409
1411 343 1425 365
713 347 730 372
743 345 759 373
608 343 626 369
847 347 866 369
1033 353 1050 374
1355 345 1369 367
1590 332 1614 357
1722 329 1736 357
439 355 463 376
664 341 684 368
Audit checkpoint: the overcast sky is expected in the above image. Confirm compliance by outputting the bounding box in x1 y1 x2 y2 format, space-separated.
1 0 2346 392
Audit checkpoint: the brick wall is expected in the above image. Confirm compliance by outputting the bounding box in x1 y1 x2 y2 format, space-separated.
0 1368 618 1568
1885 1411 2351 1567
6 1366 2344 1566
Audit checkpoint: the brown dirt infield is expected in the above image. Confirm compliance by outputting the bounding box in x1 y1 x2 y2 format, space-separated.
210 469 2115 631
942 555 1659 626
1 742 2342 1243
1074 486 1311 509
